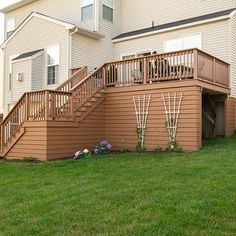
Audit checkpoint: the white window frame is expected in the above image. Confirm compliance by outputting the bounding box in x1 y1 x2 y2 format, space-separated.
6 18 15 38
164 33 202 52
102 0 114 22
47 45 60 85
81 0 94 21
121 49 154 60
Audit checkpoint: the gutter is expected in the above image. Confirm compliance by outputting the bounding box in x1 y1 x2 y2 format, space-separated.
113 15 232 43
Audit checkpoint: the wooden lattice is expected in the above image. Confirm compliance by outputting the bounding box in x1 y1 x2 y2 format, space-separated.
162 92 183 150
133 95 151 148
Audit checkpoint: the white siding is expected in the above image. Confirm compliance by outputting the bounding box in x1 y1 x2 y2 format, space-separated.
12 59 32 102
120 0 235 33
32 53 44 90
4 16 69 114
114 20 230 63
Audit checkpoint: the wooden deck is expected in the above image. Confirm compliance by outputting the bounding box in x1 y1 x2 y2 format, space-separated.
0 48 233 161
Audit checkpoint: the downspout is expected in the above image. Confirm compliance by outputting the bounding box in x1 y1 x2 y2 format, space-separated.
68 27 79 76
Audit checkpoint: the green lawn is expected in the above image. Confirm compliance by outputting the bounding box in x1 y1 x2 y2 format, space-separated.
0 135 236 236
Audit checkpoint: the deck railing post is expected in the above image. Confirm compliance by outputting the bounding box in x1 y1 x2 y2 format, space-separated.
194 49 198 80
45 91 49 121
143 58 147 84
213 58 216 84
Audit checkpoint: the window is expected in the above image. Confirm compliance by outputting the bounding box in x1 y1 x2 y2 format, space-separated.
47 45 60 85
103 0 113 22
81 0 94 21
164 33 202 52
6 18 15 38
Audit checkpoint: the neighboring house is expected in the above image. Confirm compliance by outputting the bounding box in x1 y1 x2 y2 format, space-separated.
0 0 235 161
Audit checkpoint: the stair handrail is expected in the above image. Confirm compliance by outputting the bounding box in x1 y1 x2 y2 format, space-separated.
71 64 106 112
56 66 88 92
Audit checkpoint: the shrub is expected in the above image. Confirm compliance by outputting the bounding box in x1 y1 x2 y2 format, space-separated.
121 146 130 153
93 141 112 155
23 157 36 162
154 146 163 152
74 149 90 160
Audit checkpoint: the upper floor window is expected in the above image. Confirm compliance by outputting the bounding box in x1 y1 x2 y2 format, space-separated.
103 0 113 22
6 18 15 38
81 0 94 21
47 45 60 85
164 33 202 52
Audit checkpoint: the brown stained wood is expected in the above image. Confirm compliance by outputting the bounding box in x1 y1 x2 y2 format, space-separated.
225 97 236 137
2 49 232 161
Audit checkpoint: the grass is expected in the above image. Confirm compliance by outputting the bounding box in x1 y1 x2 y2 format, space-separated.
0 135 236 235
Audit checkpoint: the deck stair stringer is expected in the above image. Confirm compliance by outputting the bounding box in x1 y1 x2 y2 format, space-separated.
0 127 26 157
75 90 105 124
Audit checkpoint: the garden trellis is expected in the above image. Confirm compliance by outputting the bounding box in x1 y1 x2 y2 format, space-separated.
133 94 151 148
162 92 183 150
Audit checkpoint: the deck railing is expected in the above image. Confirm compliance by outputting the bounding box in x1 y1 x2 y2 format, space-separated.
71 66 104 112
104 49 229 87
0 48 230 152
56 66 88 92
1 90 73 148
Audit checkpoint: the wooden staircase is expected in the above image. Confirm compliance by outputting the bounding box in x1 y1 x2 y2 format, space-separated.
0 65 106 158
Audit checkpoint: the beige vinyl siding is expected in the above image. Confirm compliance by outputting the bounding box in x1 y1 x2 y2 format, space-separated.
230 13 236 99
120 0 235 33
114 20 230 63
71 0 121 73
5 0 96 32
32 53 44 91
12 59 31 102
4 16 69 114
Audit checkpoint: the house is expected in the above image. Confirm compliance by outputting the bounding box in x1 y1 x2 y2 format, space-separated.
0 0 235 161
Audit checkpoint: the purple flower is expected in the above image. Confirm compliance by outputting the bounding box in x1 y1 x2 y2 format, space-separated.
106 143 112 150
94 148 100 155
74 151 81 158
100 140 108 146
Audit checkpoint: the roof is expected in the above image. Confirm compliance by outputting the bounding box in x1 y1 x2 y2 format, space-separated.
0 0 38 13
12 49 43 61
113 8 236 41
1 12 104 49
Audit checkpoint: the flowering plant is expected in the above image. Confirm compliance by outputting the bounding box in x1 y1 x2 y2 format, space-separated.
74 149 90 160
93 141 112 155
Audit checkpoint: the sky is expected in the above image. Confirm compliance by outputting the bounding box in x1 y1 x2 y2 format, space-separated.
0 0 20 44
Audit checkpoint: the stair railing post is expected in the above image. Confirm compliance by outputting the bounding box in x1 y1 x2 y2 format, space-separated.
103 66 107 87
25 93 29 121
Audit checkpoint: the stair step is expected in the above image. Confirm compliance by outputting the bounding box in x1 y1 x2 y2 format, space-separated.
88 97 97 102
94 93 103 98
84 102 93 107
